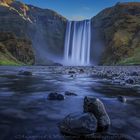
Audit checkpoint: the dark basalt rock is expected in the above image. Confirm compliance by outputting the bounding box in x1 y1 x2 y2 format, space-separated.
117 96 127 103
59 96 134 140
125 78 135 84
48 92 64 100
57 94 65 100
70 74 76 78
130 71 139 76
84 97 111 133
69 71 76 74
18 70 32 76
65 91 77 96
79 69 85 73
59 112 97 136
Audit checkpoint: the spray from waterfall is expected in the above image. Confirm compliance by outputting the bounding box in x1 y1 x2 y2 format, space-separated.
64 20 91 66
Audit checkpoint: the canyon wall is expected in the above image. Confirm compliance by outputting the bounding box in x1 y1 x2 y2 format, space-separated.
0 1 140 66
0 1 67 65
91 2 140 65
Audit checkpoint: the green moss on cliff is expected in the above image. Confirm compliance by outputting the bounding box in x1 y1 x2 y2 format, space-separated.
118 47 140 65
92 2 140 65
0 43 23 65
0 32 35 65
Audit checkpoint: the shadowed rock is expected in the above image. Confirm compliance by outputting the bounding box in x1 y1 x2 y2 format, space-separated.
125 78 135 84
117 96 127 103
65 91 77 96
18 70 32 76
84 97 111 133
59 112 97 136
48 92 64 100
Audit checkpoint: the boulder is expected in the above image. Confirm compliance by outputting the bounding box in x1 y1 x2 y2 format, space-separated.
18 70 32 76
125 78 135 84
130 71 139 76
69 71 76 74
84 97 111 132
48 92 64 100
59 112 97 136
57 94 65 100
117 96 127 103
65 91 77 96
79 69 85 73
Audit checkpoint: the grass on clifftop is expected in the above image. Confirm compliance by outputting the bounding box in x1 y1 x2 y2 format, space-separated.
118 47 140 65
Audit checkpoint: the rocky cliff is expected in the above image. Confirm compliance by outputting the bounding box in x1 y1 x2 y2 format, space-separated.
91 2 140 65
0 0 67 65
0 32 34 65
1 1 140 66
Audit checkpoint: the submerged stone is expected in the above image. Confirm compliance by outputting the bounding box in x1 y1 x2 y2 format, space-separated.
117 96 127 103
18 70 32 76
125 78 135 84
65 91 77 96
48 92 64 100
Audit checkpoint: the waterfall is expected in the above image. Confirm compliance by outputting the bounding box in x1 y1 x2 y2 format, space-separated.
64 20 91 66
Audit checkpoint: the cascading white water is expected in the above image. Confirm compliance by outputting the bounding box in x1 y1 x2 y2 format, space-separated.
64 20 91 66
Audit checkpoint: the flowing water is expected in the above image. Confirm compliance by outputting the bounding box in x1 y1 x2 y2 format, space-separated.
0 66 140 140
64 20 91 66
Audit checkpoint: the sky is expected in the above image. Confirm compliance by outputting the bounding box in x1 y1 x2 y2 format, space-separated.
22 0 140 20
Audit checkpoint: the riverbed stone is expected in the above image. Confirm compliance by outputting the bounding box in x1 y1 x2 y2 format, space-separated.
84 97 111 132
117 96 127 103
18 70 32 76
125 78 135 84
48 92 64 100
59 112 97 136
65 91 77 96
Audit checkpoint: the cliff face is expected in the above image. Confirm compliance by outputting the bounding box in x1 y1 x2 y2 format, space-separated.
28 5 67 65
91 2 140 65
0 1 67 65
1 1 140 66
0 32 35 65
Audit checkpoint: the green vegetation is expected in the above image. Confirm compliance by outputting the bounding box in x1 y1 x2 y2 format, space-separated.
94 2 140 65
0 32 35 66
0 47 23 66
118 47 140 65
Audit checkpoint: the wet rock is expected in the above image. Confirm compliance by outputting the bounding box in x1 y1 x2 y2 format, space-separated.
130 71 139 76
125 78 135 84
48 92 64 100
84 97 111 133
53 63 63 66
59 112 96 136
117 96 127 103
79 69 84 73
70 74 76 78
65 91 77 96
57 94 65 100
18 70 32 76
69 71 76 74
